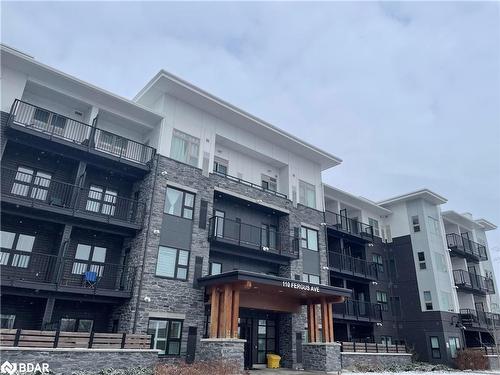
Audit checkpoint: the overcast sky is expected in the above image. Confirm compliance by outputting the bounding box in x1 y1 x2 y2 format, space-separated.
2 2 499 280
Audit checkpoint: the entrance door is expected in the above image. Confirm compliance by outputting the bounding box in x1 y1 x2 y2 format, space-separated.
239 318 253 369
238 315 277 369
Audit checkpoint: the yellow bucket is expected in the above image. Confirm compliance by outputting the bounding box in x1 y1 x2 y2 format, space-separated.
266 353 281 368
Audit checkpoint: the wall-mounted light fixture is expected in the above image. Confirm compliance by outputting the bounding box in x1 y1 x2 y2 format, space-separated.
153 229 160 235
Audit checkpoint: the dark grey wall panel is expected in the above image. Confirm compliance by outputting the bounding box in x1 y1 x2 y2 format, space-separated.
209 249 279 275
302 248 320 276
160 214 193 251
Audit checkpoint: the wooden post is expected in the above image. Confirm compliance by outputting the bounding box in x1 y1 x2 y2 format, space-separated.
321 298 329 342
307 303 318 343
328 303 334 342
231 288 240 338
222 284 233 338
210 287 220 338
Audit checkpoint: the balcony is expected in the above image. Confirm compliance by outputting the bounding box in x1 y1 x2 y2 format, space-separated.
208 216 299 260
453 269 495 295
1 167 145 231
211 171 288 199
460 309 500 330
447 233 488 261
0 250 135 298
324 211 374 243
333 300 382 322
8 100 156 171
327 252 378 280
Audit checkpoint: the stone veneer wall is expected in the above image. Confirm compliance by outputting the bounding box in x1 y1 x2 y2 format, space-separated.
116 154 330 367
198 339 246 372
0 348 159 375
302 342 341 372
341 352 412 369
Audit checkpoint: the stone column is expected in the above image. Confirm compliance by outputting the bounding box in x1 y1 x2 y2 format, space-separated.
302 342 341 372
199 338 246 372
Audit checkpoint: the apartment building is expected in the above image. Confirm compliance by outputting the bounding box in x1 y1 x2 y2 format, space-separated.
0 44 498 369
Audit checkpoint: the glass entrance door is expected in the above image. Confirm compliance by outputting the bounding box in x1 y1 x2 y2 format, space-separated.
238 315 277 369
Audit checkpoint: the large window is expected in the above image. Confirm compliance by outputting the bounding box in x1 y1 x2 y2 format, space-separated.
430 336 441 358
156 246 189 280
368 218 380 237
72 244 107 276
372 253 384 273
147 319 183 356
376 291 388 311
298 181 316 209
164 187 195 219
209 262 222 275
302 273 320 284
449 337 460 358
424 291 433 310
86 185 117 216
0 314 15 329
60 318 94 332
0 230 35 268
11 166 52 201
170 129 200 167
261 224 277 250
301 227 318 251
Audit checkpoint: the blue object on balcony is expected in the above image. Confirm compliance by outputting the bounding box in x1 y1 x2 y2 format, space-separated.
84 271 98 288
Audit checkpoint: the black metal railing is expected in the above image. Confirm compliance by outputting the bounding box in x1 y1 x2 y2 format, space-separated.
324 211 374 242
460 309 500 329
341 341 408 353
1 167 145 227
0 250 136 294
333 300 382 322
328 252 378 279
453 269 495 294
208 216 299 259
212 170 287 199
446 233 488 261
9 100 156 166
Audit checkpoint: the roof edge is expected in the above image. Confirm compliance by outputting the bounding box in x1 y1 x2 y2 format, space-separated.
378 189 448 206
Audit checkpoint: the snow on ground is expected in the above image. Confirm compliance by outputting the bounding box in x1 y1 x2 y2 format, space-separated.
341 372 500 375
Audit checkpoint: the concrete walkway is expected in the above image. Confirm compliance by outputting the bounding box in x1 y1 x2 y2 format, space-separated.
248 369 317 375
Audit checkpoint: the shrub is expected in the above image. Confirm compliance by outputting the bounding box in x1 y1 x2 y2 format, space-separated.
455 348 489 370
155 360 242 375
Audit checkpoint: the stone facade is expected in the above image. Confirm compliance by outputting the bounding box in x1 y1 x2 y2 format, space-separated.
0 347 159 374
198 339 246 372
302 342 341 372
341 352 412 369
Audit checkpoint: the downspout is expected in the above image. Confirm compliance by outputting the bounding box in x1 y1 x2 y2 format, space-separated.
132 155 159 333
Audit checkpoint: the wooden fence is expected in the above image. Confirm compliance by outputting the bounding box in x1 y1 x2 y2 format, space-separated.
469 346 498 355
341 341 408 353
0 329 152 349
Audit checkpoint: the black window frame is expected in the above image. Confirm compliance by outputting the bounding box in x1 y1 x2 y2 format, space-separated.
147 318 183 356
376 291 389 311
302 273 320 284
164 186 195 220
417 251 426 270
209 261 222 275
372 253 384 273
59 318 94 332
430 336 441 359
301 227 318 252
155 246 190 281
424 291 433 310
213 157 228 175
0 230 36 268
412 215 421 232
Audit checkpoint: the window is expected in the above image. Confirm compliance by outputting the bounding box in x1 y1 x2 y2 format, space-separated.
302 273 320 284
381 225 392 243
430 336 441 358
376 291 388 311
424 291 433 310
449 337 460 358
213 157 228 175
0 314 15 329
164 187 195 219
261 224 277 250
11 166 52 201
417 252 426 270
60 318 94 332
147 319 183 356
214 210 225 237
0 231 35 268
412 216 420 232
380 336 392 345
156 246 189 280
301 227 318 251
298 180 316 209
390 296 401 316
209 262 222 275
32 108 66 135
72 244 107 276
368 218 380 237
170 129 200 167
372 253 384 273
427 216 440 235
86 185 117 216
434 252 447 272
261 175 277 192
389 257 397 278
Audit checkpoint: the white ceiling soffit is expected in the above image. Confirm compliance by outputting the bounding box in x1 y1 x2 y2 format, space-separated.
323 184 392 216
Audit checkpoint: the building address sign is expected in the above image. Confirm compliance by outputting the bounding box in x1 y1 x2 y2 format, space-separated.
282 280 320 293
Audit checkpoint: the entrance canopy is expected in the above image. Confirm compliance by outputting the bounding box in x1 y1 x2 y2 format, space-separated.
198 270 351 313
